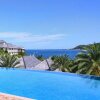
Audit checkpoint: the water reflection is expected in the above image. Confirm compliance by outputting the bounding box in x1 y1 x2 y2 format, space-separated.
79 74 100 88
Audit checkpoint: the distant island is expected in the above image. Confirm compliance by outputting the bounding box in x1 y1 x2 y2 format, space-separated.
73 43 100 50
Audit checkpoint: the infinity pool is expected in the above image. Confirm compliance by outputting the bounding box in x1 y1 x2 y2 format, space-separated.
0 69 100 100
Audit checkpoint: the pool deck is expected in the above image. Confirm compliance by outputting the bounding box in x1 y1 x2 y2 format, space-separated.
0 93 33 100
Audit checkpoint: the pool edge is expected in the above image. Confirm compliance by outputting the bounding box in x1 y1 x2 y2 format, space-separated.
0 92 35 100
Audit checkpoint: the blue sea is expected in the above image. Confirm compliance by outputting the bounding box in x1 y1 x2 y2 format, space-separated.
26 49 81 59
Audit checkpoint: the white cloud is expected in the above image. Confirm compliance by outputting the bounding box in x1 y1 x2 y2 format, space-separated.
0 32 65 48
0 32 64 42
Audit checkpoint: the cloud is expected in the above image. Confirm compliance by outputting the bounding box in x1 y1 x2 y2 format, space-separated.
0 32 65 47
0 32 65 42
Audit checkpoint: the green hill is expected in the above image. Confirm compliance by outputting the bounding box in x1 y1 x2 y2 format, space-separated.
73 43 100 50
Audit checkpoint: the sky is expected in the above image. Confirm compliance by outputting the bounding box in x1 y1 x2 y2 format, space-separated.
0 0 100 49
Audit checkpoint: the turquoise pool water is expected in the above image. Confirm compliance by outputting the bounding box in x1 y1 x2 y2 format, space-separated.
0 69 100 100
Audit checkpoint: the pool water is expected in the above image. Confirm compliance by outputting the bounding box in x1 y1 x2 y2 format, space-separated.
0 69 100 100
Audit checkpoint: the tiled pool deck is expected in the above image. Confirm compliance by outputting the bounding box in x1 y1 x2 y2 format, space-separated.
0 93 33 100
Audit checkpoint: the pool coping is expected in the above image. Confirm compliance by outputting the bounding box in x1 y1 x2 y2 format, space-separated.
0 92 34 100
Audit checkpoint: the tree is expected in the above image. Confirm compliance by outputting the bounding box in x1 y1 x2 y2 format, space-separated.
35 55 44 61
17 51 26 58
0 48 8 55
74 43 100 76
51 55 72 72
0 53 20 68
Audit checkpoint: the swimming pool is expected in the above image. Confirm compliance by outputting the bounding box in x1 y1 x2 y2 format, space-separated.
0 69 100 100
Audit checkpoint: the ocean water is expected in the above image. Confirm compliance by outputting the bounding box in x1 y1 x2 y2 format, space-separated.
0 69 100 100
26 49 81 59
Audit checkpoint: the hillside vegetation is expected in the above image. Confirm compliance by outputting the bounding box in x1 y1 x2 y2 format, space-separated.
73 43 100 50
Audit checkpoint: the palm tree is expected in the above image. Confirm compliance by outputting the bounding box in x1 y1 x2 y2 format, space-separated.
74 43 100 76
17 51 26 58
35 55 44 61
51 55 72 72
0 48 7 55
0 53 20 68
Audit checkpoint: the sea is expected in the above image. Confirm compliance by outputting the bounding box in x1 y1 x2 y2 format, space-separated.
26 49 82 59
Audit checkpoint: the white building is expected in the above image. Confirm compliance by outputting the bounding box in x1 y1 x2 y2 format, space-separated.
0 40 25 55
